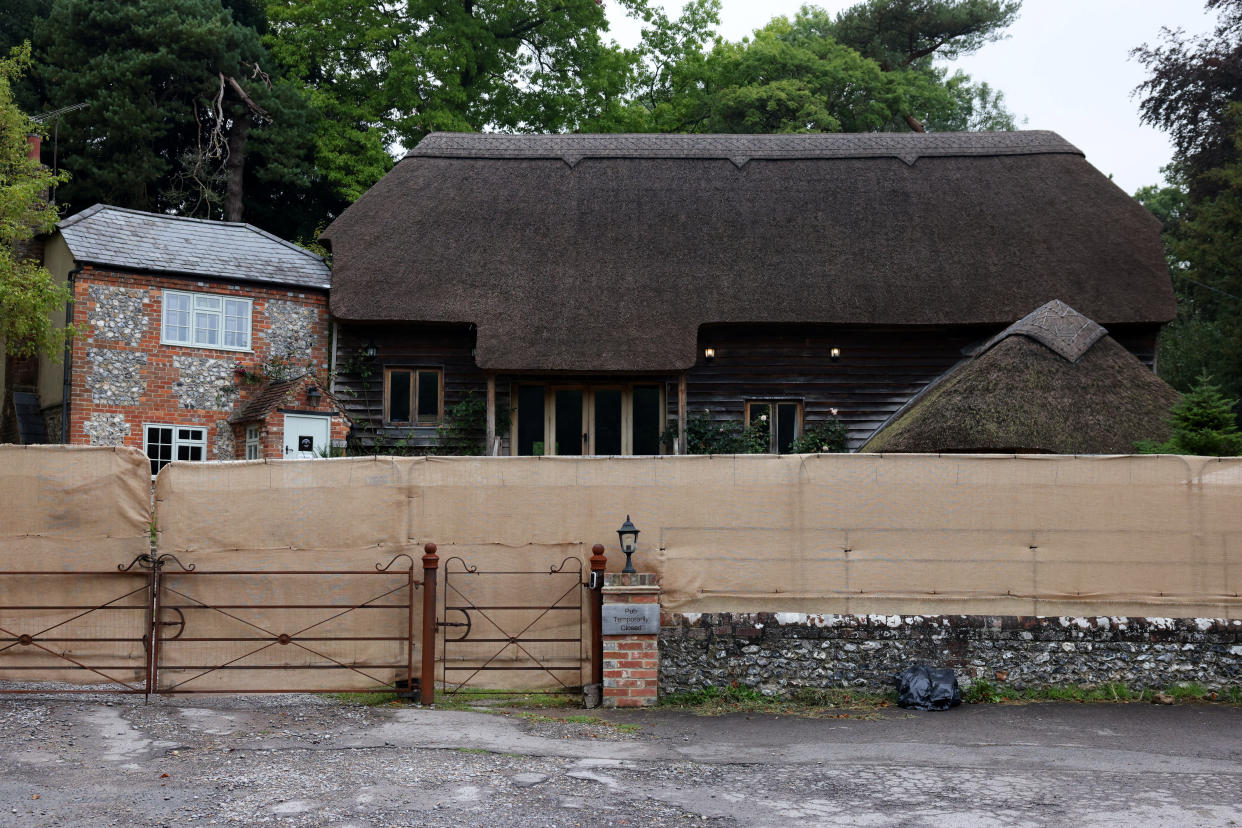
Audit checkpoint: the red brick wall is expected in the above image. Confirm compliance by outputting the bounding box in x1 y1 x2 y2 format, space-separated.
68 267 339 460
601 573 661 708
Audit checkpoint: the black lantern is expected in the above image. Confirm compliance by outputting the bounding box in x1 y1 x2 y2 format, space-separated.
362 341 379 360
617 515 640 574
306 385 322 406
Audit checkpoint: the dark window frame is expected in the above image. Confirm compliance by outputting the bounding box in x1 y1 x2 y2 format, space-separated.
745 400 803 454
384 367 444 426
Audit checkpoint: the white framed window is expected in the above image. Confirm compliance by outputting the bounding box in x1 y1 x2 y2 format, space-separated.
144 424 207 476
245 425 261 460
162 290 252 351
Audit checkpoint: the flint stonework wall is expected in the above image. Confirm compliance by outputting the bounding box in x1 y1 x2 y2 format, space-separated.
660 613 1242 696
66 268 334 459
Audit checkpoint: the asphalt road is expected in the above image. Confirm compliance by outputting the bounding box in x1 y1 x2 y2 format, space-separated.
1 692 1240 827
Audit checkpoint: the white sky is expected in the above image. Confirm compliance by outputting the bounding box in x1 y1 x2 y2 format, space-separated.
605 0 1220 194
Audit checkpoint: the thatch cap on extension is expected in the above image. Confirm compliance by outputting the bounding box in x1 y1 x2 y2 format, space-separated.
325 131 1175 373
861 302 1180 455
979 299 1108 363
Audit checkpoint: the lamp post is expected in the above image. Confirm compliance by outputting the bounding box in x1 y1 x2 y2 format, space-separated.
617 515 640 574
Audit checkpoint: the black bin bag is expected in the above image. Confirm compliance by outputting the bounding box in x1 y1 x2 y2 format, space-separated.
894 665 962 711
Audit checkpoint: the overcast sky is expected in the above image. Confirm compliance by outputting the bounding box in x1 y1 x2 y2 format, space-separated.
605 0 1219 195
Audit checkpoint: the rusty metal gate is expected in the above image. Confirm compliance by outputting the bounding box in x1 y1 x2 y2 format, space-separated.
0 552 423 698
439 555 588 696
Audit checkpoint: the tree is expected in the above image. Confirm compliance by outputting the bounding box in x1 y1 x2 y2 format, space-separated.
1134 2 1242 403
1133 0 1242 200
0 43 71 359
1137 371 1242 456
30 0 343 240
600 1 1018 134
264 0 655 159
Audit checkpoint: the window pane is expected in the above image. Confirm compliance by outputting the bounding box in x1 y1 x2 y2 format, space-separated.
593 389 622 455
194 295 222 311
749 403 771 427
164 294 190 343
194 311 219 346
632 385 662 455
388 371 412 422
777 403 798 454
416 371 440 422
516 385 545 456
554 390 583 456
224 300 250 349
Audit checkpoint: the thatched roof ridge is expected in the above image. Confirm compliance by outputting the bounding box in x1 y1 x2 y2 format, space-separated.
405 130 1082 165
860 313 1180 454
325 131 1174 373
979 299 1107 363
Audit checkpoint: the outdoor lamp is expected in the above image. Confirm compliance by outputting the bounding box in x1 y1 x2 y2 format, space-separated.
704 347 716 362
307 385 322 406
617 515 640 574
362 341 379 360
830 347 841 361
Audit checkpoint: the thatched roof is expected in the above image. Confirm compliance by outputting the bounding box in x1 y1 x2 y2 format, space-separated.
861 302 1180 454
324 132 1174 373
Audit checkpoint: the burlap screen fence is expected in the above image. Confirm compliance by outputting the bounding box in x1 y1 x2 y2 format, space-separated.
3 447 1241 689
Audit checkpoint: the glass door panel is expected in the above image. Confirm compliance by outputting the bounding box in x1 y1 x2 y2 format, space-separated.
593 389 623 455
632 385 662 455
555 389 584 455
516 385 546 455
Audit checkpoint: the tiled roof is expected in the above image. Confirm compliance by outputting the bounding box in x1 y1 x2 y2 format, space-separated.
58 204 330 290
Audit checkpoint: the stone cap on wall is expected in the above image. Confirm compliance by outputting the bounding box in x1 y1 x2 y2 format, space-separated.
603 572 659 592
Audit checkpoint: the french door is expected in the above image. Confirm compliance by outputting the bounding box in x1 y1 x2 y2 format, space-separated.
512 384 663 456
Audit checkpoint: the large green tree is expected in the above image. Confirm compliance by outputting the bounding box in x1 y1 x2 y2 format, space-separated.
590 0 1018 134
30 0 344 239
0 43 70 359
1135 0 1242 403
263 0 653 177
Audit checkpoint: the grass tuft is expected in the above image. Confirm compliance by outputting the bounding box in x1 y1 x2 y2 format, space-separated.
660 683 894 718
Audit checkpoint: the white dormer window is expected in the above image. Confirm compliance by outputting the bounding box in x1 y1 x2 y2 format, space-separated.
162 289 252 351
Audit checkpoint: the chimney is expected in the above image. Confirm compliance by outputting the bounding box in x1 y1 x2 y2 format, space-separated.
26 134 41 163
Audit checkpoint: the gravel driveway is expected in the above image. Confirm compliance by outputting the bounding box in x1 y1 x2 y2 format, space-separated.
3 689 1242 827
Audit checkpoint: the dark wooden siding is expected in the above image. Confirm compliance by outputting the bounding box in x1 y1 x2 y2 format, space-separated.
684 325 993 449
335 322 1167 453
1105 324 1161 370
334 323 498 451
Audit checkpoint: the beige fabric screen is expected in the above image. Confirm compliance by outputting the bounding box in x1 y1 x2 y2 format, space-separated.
7 450 1239 691
0 445 153 683
157 453 1242 620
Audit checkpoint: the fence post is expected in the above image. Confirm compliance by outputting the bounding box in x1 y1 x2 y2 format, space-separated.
590 543 607 690
420 542 439 705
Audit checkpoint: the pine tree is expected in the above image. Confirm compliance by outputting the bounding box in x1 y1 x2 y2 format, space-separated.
1138 371 1242 456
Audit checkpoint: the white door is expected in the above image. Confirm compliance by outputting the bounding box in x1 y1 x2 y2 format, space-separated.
283 414 331 459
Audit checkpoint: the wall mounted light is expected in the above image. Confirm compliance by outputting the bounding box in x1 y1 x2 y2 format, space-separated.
361 342 378 360
617 515 640 574
306 385 322 406
704 347 716 362
830 347 841 361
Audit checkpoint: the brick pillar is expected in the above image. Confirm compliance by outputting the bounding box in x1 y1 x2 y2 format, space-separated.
601 572 660 708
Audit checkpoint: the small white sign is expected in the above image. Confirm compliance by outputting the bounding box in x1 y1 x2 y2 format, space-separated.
602 603 659 635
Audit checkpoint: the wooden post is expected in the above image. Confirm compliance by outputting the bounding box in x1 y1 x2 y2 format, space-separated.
677 374 687 455
589 543 607 689
485 374 496 454
420 542 439 705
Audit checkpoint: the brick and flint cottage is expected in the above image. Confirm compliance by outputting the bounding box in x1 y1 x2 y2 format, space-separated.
321 131 1176 455
28 204 348 472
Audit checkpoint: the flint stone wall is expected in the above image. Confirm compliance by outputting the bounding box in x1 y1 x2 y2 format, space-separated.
660 613 1242 695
